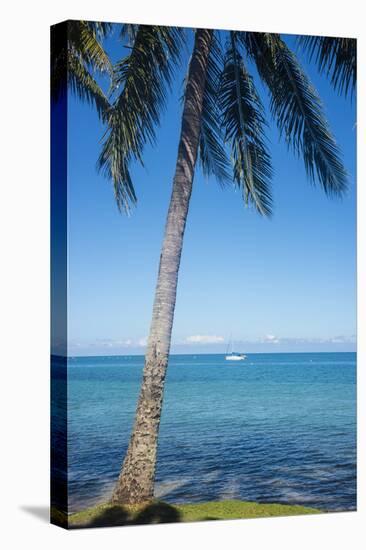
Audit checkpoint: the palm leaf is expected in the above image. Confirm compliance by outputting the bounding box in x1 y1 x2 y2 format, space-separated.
98 109 137 209
51 23 68 102
98 25 185 212
51 20 113 115
219 32 273 216
87 21 113 39
120 23 139 44
68 51 111 119
199 33 231 184
240 32 348 196
73 21 113 76
298 36 356 98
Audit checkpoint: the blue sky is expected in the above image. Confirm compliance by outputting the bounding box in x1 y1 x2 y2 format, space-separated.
65 27 356 356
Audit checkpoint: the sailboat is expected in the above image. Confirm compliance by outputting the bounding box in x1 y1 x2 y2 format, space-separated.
225 338 247 361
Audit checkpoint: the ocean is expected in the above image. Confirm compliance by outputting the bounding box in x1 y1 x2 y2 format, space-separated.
52 352 356 513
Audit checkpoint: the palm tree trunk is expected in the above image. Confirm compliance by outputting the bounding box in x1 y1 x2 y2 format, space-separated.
111 28 214 505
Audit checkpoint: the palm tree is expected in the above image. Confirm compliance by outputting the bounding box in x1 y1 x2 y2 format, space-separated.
52 23 355 506
98 27 352 505
109 28 214 504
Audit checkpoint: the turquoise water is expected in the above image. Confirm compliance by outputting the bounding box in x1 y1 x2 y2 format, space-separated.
61 352 356 513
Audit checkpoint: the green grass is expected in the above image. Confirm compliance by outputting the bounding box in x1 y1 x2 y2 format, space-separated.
60 499 322 529
177 500 321 521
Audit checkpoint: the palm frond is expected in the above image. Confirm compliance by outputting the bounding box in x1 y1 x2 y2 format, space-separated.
120 23 139 45
98 25 185 212
240 32 348 196
51 20 113 115
98 109 137 209
68 51 111 119
69 21 113 76
51 23 68 102
87 21 113 40
199 33 231 184
219 32 273 216
298 36 356 98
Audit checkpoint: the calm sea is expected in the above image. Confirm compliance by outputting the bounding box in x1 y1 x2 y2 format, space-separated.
53 352 356 513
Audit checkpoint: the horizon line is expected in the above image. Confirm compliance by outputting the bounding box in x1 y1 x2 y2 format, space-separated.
52 350 357 359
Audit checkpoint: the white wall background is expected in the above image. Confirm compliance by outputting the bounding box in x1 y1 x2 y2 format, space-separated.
1 1 364 548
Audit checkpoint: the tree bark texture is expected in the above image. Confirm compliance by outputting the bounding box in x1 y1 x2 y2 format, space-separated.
111 28 214 504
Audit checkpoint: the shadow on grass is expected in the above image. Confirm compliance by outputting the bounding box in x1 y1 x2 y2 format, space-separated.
133 502 181 525
73 502 181 529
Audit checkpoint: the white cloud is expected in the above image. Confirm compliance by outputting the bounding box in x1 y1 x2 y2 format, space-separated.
185 335 224 344
263 334 280 344
330 335 356 344
95 338 135 348
69 337 147 350
68 333 356 355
